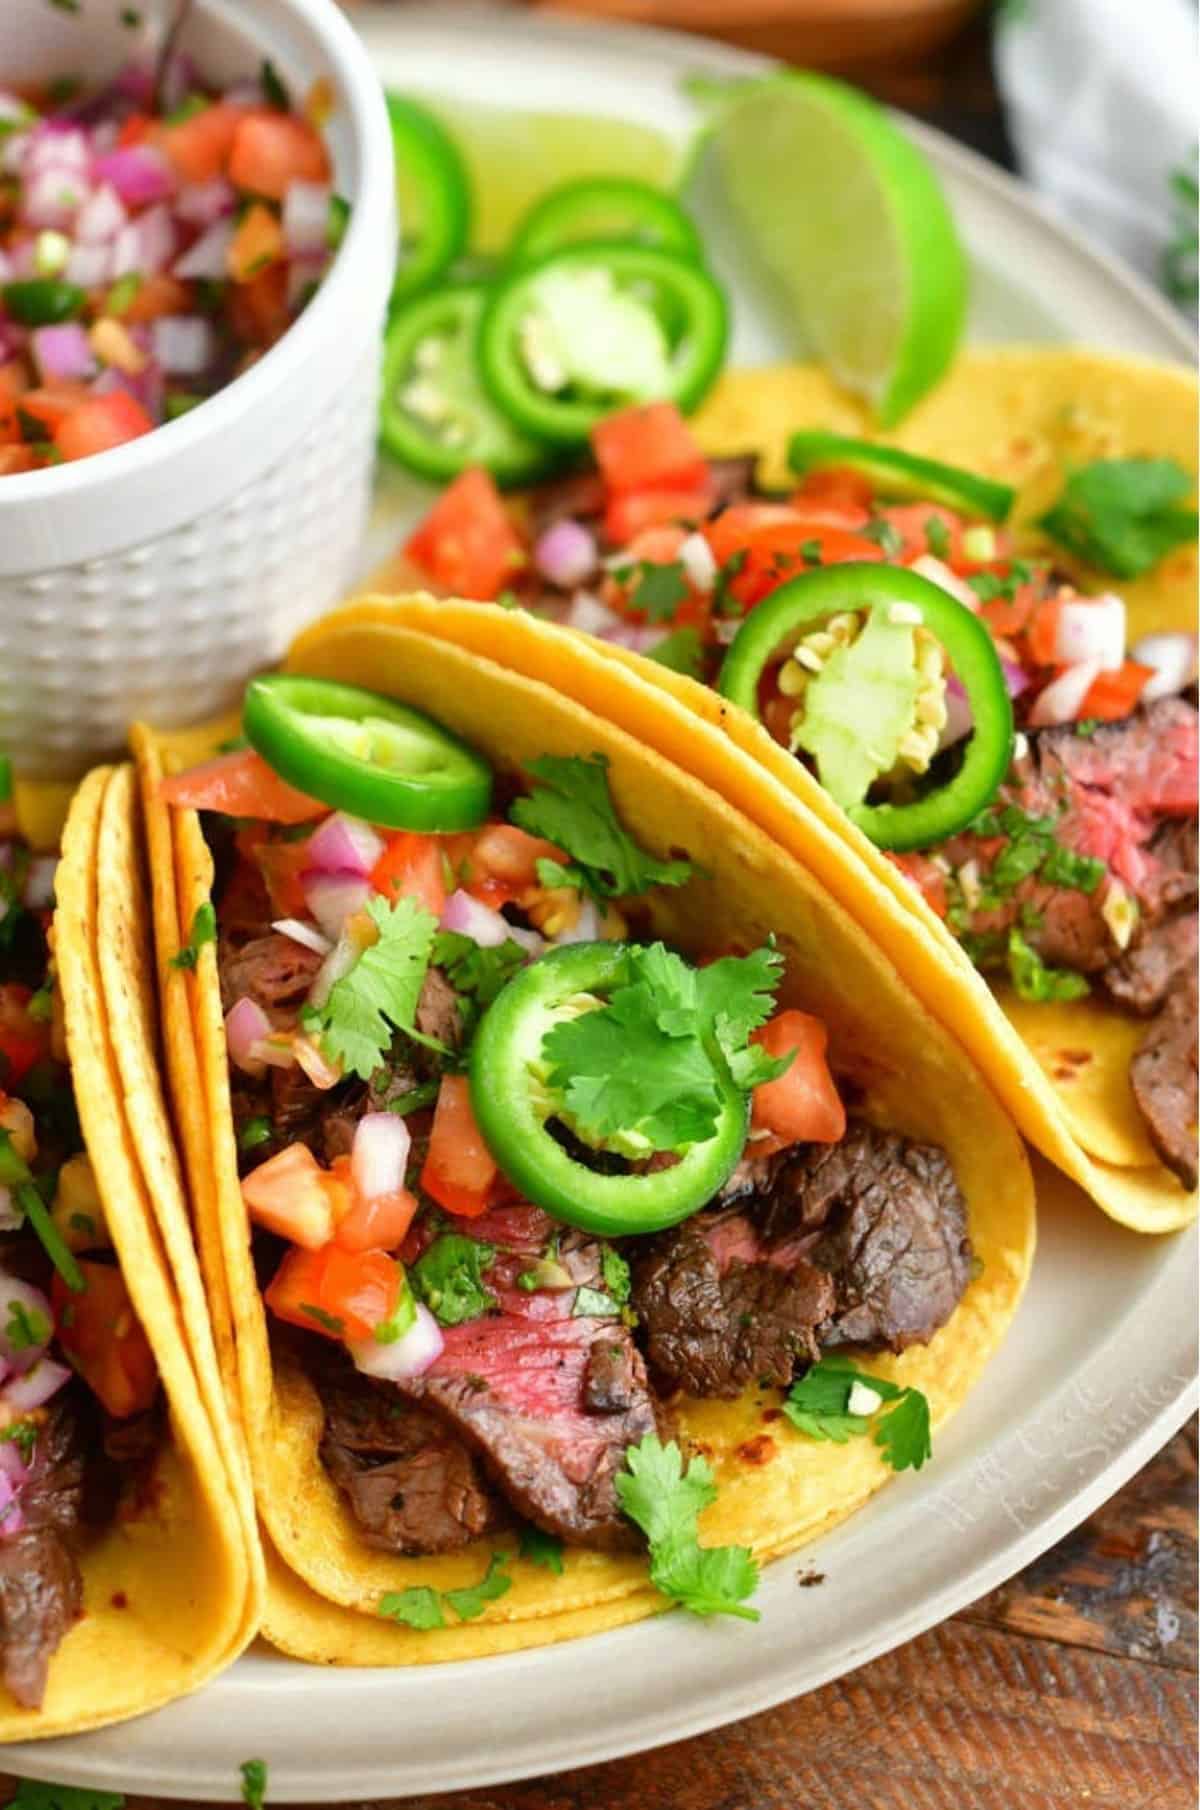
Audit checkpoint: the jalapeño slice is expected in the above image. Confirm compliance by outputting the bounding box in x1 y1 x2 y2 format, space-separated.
718 563 1013 852
380 283 552 485
386 92 471 309
509 176 703 266
470 943 748 1237
787 431 1016 523
243 674 493 832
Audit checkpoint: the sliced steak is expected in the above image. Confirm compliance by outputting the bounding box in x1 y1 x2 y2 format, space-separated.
1130 969 1199 1190
1103 910 1197 1016
0 1529 83 1710
415 967 463 1051
311 1353 504 1557
218 932 321 1021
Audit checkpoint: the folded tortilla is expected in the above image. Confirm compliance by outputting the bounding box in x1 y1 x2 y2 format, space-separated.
0 767 259 1738
354 347 1197 1234
134 626 1033 1659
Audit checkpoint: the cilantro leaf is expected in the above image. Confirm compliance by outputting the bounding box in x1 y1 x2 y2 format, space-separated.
600 1244 631 1305
433 930 527 1040
240 1759 268 1810
6 1789 124 1810
378 1585 445 1629
696 943 789 1089
628 559 690 621
783 1358 930 1473
518 1525 565 1574
1039 458 1197 578
648 626 705 677
443 1551 512 1621
860 518 903 557
512 754 692 900
170 900 216 971
1006 927 1090 1003
6 1299 50 1352
307 895 436 1080
712 547 748 615
616 1436 759 1621
410 1233 495 1326
925 515 951 559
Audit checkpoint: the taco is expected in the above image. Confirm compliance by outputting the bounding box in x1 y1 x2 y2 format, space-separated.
135 624 1033 1658
371 347 1198 1232
0 766 254 1737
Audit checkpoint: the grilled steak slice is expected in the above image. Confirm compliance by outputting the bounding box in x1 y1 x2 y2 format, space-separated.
219 932 321 1021
631 1217 833 1399
1103 910 1197 1016
1130 969 1199 1190
415 967 463 1051
312 1354 503 1557
0 1530 83 1710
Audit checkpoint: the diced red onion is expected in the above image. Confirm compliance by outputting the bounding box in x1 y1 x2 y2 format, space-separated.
0 1189 21 1234
909 555 979 612
563 591 624 636
28 126 88 174
175 177 237 227
271 916 332 958
93 145 175 208
306 813 385 877
0 1469 24 1539
4 1357 70 1415
23 166 89 230
0 1440 28 1487
303 871 372 942
352 1113 411 1202
94 358 165 422
173 217 235 280
75 182 127 245
534 519 598 588
157 51 197 117
249 1035 299 1072
151 314 217 375
349 1304 443 1382
31 323 93 385
292 1035 341 1090
439 888 511 948
112 202 176 277
283 180 334 255
1053 594 1125 672
224 996 273 1075
0 249 12 286
114 60 155 109
939 675 974 750
556 896 602 944
1000 659 1031 700
679 531 717 593
307 931 360 1010
1131 632 1198 703
1029 660 1102 728
0 1276 52 1368
21 853 57 910
65 240 112 288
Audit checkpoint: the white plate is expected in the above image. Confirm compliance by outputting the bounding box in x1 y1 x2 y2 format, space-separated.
8 6 1195 1798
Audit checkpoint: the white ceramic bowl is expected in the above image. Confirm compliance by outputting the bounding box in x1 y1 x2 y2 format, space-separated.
0 0 394 777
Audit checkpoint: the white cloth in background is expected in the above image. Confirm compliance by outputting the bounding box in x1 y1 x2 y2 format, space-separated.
993 0 1197 309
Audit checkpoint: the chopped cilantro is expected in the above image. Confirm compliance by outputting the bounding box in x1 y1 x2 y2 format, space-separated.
799 537 823 566
1039 458 1197 578
68 1212 96 1237
861 518 903 557
0 755 10 803
1039 842 1105 894
601 1245 631 1304
300 1304 345 1336
648 626 705 678
105 271 142 316
379 1551 511 1629
1006 928 1090 1003
925 515 951 559
260 58 291 110
5 1299 50 1352
304 894 436 1080
512 754 692 901
627 559 690 622
1 1420 37 1461
46 0 82 12
783 1356 932 1471
410 1233 495 1326
170 900 217 971
712 548 748 615
240 1759 268 1810
27 983 53 1023
519 1524 565 1574
165 94 208 127
616 1435 759 1620
432 930 526 1039
1075 718 1099 738
541 942 786 1156
572 1284 619 1318
6 1788 123 1810
385 1080 439 1118
120 6 142 24
165 392 203 421
967 559 1033 604
328 192 351 250
239 1116 273 1151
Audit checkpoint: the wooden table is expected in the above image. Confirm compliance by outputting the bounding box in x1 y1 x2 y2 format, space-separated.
1 1418 1194 1808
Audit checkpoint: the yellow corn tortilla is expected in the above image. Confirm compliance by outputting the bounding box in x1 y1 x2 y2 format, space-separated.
354 347 1197 1231
136 626 1033 1660
1 769 255 1739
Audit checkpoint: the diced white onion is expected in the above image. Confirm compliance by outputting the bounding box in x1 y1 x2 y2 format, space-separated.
1028 660 1102 728
3 1357 70 1414
909 555 979 612
563 591 623 637
150 314 216 375
302 871 371 942
1131 632 1198 703
352 1112 411 1202
1053 594 1125 672
679 531 717 593
74 182 127 245
439 888 511 948
173 217 235 280
349 1303 443 1381
556 896 601 944
271 917 332 957
282 179 333 255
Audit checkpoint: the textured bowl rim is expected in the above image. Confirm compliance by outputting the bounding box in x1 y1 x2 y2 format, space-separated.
0 0 393 520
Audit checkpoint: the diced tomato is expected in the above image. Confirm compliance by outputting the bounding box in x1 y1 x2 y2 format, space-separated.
603 481 714 545
0 447 36 476
255 835 315 918
750 1010 846 1145
116 113 153 149
265 1243 400 1343
159 749 326 824
704 505 884 610
887 851 949 919
978 576 1038 639
228 201 285 283
0 984 50 1089
591 402 709 495
242 1143 338 1249
54 391 154 463
458 822 560 907
119 274 195 325
420 1074 498 1217
405 468 527 601
52 1263 158 1420
228 111 331 200
334 1184 420 1254
790 467 874 519
227 261 290 348
603 522 709 630
873 504 965 565
158 101 245 183
16 384 90 436
1026 596 1064 669
371 832 447 917
1079 660 1154 722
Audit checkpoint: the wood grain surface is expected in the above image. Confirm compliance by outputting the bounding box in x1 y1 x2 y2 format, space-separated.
1 1420 1194 1810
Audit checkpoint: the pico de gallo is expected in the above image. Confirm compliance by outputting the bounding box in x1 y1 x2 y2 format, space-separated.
158 675 969 1603
398 405 1198 1187
0 49 343 474
0 772 161 1709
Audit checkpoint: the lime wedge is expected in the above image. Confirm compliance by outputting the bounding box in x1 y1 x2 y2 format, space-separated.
698 73 967 425
414 96 683 254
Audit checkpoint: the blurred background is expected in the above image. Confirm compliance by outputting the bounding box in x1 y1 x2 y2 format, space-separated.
344 0 1199 317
